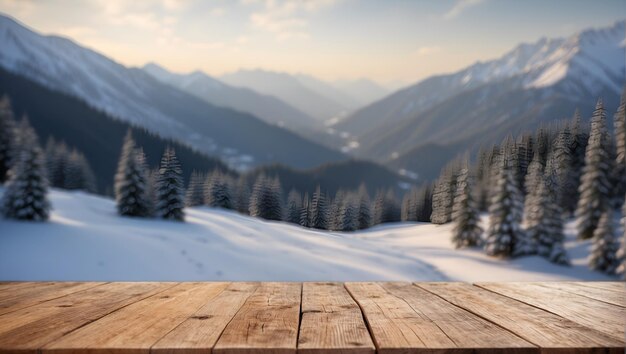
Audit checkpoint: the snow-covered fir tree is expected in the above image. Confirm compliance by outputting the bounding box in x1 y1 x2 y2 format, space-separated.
2 117 50 221
484 156 525 257
415 184 433 222
310 185 328 229
234 177 250 214
64 149 97 192
617 196 626 279
248 174 283 221
0 96 16 183
204 170 233 209
401 187 419 222
613 89 626 206
300 192 311 227
373 189 400 225
569 109 588 209
45 138 68 188
155 148 185 221
451 167 483 248
576 100 612 240
185 170 205 207
356 184 371 230
549 126 576 214
285 189 302 224
431 166 457 224
329 190 347 230
523 154 544 231
534 126 551 167
338 196 358 231
529 173 568 264
589 209 621 274
114 131 151 217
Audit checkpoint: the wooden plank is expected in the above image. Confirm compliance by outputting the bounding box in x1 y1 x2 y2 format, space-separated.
345 282 457 353
379 282 535 353
534 282 626 308
476 282 626 341
44 282 229 354
152 282 258 354
0 282 105 315
298 282 374 354
0 282 171 354
569 281 625 292
213 282 301 354
418 282 624 353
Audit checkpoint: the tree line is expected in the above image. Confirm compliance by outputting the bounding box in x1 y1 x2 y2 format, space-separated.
422 95 626 277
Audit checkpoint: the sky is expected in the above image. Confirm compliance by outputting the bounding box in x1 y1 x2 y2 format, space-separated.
0 0 624 87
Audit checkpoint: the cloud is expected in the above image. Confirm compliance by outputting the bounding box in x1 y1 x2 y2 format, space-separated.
412 46 441 57
245 0 337 40
209 7 226 17
443 0 485 20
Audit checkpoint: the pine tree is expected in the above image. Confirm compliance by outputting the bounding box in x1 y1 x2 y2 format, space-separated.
2 117 50 221
530 173 568 264
416 183 433 222
155 148 185 221
431 166 456 224
0 96 16 183
338 195 358 231
523 154 544 235
285 189 302 224
373 189 399 225
401 187 419 222
114 131 150 217
576 100 612 240
356 184 371 229
45 139 69 188
550 126 576 214
185 170 205 207
484 157 525 257
617 195 626 279
64 149 96 192
310 185 328 229
205 170 233 209
234 177 250 214
613 89 626 206
569 109 588 209
248 175 282 221
589 209 620 274
451 167 483 248
300 192 311 227
329 190 347 230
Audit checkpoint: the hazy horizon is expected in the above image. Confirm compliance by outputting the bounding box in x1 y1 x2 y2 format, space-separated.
0 0 624 87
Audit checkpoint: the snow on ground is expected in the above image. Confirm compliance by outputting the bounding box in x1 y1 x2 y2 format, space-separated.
0 188 618 282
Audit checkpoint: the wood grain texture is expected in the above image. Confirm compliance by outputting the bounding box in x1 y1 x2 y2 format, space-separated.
152 282 259 354
532 282 626 308
417 283 625 353
44 282 228 354
569 281 625 292
0 282 170 354
0 282 105 315
345 282 457 354
213 282 301 354
298 282 374 354
476 282 626 341
380 282 535 353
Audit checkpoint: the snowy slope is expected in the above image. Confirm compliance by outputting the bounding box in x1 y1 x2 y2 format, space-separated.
0 188 615 282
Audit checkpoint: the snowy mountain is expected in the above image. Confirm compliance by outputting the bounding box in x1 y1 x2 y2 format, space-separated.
142 63 321 132
0 187 614 281
333 78 390 107
0 13 345 170
220 69 351 122
336 20 626 171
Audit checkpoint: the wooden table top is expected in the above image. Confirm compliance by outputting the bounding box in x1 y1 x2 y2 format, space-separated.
0 281 623 353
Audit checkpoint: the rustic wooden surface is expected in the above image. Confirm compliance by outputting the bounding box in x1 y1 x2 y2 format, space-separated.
0 282 623 354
